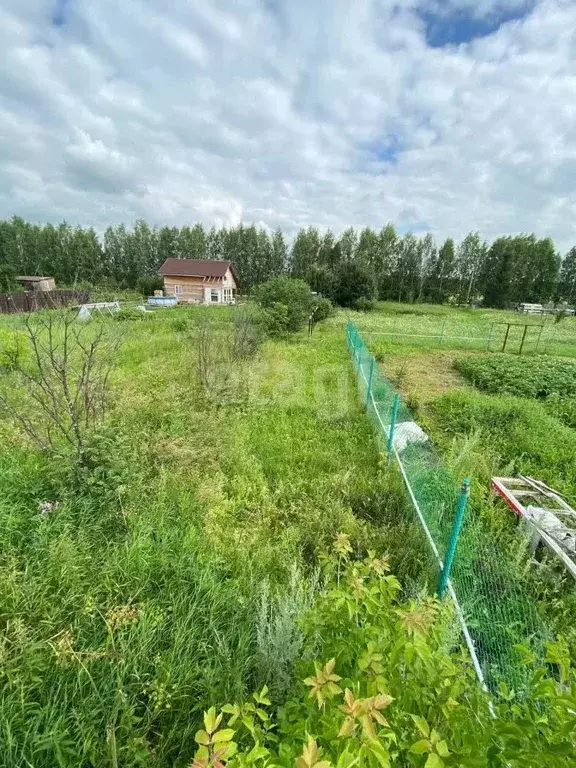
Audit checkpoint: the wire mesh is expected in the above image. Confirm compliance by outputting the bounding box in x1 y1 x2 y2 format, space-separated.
347 320 550 694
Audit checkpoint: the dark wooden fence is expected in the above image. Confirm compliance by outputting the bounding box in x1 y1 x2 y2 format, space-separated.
0 290 89 314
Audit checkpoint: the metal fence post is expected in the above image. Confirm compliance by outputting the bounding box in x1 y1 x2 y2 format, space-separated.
386 393 400 465
365 356 375 410
486 322 494 351
438 319 446 345
438 478 470 598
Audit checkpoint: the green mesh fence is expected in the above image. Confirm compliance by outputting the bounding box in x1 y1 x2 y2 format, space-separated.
347 320 550 694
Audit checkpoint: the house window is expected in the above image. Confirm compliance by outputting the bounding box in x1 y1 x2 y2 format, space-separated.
223 288 232 303
211 289 219 303
174 285 182 295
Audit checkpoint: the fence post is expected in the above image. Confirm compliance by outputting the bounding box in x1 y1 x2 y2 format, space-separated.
438 478 470 598
535 324 544 354
486 322 494 351
439 319 446 345
386 393 400 465
365 356 375 410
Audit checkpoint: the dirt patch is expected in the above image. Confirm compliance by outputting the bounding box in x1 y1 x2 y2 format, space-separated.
380 351 472 402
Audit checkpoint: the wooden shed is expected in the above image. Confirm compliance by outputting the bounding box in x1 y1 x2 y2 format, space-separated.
16 276 56 292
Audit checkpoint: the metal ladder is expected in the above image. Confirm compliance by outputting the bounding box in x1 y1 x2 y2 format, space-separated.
491 475 576 580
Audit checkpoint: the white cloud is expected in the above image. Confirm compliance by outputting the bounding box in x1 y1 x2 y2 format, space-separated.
1 0 576 249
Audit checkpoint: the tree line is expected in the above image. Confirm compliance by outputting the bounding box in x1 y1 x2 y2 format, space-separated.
1 216 576 307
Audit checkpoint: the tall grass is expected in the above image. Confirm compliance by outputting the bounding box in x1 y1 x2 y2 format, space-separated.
0 306 422 766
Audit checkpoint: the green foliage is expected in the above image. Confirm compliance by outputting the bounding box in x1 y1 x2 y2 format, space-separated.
136 274 164 296
190 546 576 768
113 306 155 321
306 264 337 299
254 276 313 333
0 306 413 766
0 328 28 370
334 262 377 308
354 297 377 312
312 296 334 322
482 235 560 308
0 216 571 305
430 390 576 497
455 354 576 399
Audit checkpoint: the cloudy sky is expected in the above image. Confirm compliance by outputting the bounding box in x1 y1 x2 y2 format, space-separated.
2 0 576 248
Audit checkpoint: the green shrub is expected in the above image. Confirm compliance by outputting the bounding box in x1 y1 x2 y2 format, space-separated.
188 543 576 768
354 297 377 312
0 329 28 371
136 275 164 296
113 307 154 322
254 277 313 333
312 296 334 322
333 262 377 308
455 354 576 399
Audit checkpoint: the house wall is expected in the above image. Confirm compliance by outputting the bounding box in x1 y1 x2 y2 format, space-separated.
163 273 237 304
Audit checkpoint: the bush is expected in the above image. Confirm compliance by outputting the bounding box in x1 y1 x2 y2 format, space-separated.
306 264 336 299
136 275 164 296
333 262 377 308
254 277 313 333
113 307 154 322
259 303 291 338
354 297 377 312
187 540 576 768
0 329 28 371
312 296 334 322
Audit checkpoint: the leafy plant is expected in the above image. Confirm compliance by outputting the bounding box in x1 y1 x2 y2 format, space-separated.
254 277 314 333
455 354 576 400
189 540 576 767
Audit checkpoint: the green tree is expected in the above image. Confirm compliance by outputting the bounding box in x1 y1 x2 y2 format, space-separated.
482 237 516 308
306 264 336 298
270 228 288 277
376 223 398 299
558 247 576 304
333 262 376 308
338 227 358 263
428 237 455 303
290 227 320 277
455 231 487 304
254 276 313 332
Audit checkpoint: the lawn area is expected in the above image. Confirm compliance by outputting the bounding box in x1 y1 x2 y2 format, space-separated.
352 300 576 358
0 305 431 766
1 302 576 767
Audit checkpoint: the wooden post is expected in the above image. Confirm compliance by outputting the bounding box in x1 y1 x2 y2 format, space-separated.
502 323 511 352
438 478 470 598
518 324 529 355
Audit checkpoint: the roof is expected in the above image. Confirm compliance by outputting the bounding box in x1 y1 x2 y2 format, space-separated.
159 258 238 283
16 276 54 282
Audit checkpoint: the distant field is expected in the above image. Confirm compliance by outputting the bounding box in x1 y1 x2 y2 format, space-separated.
351 301 576 358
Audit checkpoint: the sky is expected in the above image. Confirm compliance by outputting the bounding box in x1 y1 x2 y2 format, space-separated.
2 0 576 249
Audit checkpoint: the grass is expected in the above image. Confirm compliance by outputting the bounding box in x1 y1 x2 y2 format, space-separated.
352 301 576 358
0 305 430 767
349 302 576 683
2 299 575 763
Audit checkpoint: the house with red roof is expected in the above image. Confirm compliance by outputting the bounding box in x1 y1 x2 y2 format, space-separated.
159 258 238 305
